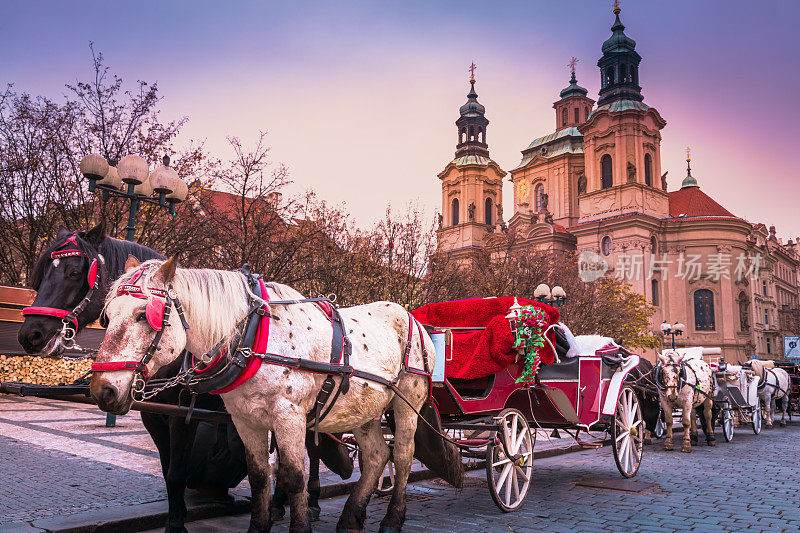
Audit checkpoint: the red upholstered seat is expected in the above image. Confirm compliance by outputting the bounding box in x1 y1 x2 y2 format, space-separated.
411 297 559 380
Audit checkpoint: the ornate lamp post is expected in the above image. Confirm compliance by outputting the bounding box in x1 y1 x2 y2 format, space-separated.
660 321 686 350
79 153 188 425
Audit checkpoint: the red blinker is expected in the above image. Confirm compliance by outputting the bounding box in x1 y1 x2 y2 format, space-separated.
146 298 165 331
87 259 98 287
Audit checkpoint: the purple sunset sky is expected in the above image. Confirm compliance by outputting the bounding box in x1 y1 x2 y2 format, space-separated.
2 1 799 239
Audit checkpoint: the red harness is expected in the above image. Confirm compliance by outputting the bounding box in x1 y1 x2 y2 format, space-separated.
22 233 100 332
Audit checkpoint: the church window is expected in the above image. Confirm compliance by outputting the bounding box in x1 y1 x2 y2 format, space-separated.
765 308 770 328
469 126 475 141
561 108 568 127
651 279 660 306
644 153 653 186
762 280 768 296
619 64 627 83
601 236 612 256
451 198 459 226
460 127 466 143
694 289 716 331
574 107 580 123
601 154 613 189
485 198 493 225
767 337 772 354
534 184 545 212
650 236 658 254
606 66 615 86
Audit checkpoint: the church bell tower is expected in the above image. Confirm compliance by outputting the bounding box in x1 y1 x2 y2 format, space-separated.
436 64 506 259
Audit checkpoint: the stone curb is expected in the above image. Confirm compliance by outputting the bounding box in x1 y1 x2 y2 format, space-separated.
25 438 610 533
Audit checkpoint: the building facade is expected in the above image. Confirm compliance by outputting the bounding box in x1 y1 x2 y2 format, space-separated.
435 7 800 361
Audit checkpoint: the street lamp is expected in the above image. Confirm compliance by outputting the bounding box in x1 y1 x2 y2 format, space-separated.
80 153 189 241
79 153 188 426
660 321 686 350
533 283 567 307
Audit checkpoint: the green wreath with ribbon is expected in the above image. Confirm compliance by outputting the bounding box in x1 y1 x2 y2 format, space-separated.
512 306 549 385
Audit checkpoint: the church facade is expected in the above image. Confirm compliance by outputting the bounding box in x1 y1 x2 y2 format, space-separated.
435 7 800 362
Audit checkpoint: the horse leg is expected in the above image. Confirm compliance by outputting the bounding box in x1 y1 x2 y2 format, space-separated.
767 394 775 429
337 418 389 533
269 448 287 522
273 417 311 533
703 400 715 446
689 410 698 447
661 399 674 451
306 433 322 521
643 429 652 446
680 400 693 453
142 414 188 533
780 394 788 427
233 418 274 533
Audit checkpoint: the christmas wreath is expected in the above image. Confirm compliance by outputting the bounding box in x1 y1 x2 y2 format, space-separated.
511 305 549 385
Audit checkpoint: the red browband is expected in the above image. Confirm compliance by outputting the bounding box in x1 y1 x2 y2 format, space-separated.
117 285 167 299
21 307 79 329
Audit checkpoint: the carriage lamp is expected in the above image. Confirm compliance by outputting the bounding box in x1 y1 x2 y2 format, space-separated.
533 284 567 306
79 152 189 427
661 321 685 350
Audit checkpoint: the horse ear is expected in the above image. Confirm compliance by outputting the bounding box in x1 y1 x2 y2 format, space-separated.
56 226 71 241
83 222 107 247
125 255 141 272
155 256 178 283
657 353 667 365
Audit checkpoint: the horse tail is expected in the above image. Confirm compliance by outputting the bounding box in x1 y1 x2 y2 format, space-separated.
412 400 464 489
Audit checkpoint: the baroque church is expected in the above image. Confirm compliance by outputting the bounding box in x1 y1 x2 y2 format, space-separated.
435 6 800 362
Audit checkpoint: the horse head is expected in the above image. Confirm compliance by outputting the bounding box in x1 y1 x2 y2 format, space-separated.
18 224 107 355
90 256 188 414
656 352 687 402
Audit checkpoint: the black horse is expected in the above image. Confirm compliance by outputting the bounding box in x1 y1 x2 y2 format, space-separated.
18 224 352 532
625 358 662 443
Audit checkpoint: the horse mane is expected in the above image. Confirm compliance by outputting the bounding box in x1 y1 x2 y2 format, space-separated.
30 229 164 290
107 261 305 354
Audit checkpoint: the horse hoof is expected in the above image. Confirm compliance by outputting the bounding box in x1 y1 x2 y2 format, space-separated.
270 506 285 522
707 439 716 447
309 507 321 521
663 443 673 451
766 424 773 430
681 444 692 453
643 438 652 446
780 422 786 427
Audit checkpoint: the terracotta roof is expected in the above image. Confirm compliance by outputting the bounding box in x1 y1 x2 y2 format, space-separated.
668 186 736 219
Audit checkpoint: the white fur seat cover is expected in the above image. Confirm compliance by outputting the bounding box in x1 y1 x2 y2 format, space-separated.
557 323 617 358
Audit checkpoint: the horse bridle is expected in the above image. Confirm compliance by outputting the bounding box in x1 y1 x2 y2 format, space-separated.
22 232 103 349
90 267 190 397
654 354 687 392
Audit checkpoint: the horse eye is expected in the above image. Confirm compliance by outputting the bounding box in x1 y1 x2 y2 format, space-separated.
136 312 147 323
69 270 82 280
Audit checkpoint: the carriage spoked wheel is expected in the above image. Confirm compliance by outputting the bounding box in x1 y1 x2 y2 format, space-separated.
611 385 644 478
751 406 762 435
486 408 534 512
722 402 734 442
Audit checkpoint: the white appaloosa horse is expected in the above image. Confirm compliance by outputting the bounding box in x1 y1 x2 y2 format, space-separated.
655 350 715 453
90 257 458 533
749 360 790 428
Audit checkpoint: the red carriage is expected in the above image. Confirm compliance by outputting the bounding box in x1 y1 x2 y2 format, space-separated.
408 295 645 511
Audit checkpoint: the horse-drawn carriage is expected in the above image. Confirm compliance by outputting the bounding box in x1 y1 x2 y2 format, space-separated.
711 358 762 441
411 296 644 511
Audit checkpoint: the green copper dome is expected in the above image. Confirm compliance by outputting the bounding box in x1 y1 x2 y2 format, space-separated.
459 80 485 117
681 158 699 188
602 13 637 54
559 71 588 99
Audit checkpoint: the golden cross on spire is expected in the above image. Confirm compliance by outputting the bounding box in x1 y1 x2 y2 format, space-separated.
568 57 579 74
686 146 691 161
469 61 477 82
613 0 621 14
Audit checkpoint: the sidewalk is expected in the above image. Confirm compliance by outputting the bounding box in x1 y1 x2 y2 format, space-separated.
0 393 604 532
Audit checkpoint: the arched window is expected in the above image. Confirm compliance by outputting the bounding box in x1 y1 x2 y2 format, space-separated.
485 198 493 225
561 108 568 127
534 183 545 212
650 236 658 255
601 236 612 256
644 153 653 186
651 279 660 306
632 66 639 85
451 198 459 226
574 107 580 123
619 64 627 83
469 126 475 141
606 66 615 86
601 154 613 189
460 127 466 143
694 289 716 331
478 129 483 143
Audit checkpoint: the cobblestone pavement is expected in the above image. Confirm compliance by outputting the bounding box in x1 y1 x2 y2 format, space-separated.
144 422 800 533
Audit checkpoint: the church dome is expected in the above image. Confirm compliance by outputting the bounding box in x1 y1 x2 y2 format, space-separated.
602 12 637 54
459 80 485 117
559 71 588 99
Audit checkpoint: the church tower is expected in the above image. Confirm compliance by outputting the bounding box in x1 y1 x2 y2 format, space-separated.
437 65 506 259
576 3 668 223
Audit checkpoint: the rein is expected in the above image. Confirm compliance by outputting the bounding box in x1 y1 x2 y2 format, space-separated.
22 232 103 357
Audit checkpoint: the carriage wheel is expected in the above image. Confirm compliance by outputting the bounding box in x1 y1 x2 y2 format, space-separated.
485 408 534 512
722 404 734 442
752 407 762 435
611 386 643 478
357 450 395 496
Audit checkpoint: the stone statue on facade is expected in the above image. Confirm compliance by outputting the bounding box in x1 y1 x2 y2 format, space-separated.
496 202 503 221
577 174 587 194
437 213 443 229
544 212 554 224
468 202 476 221
541 192 549 211
627 162 636 182
738 293 750 331
661 171 668 191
